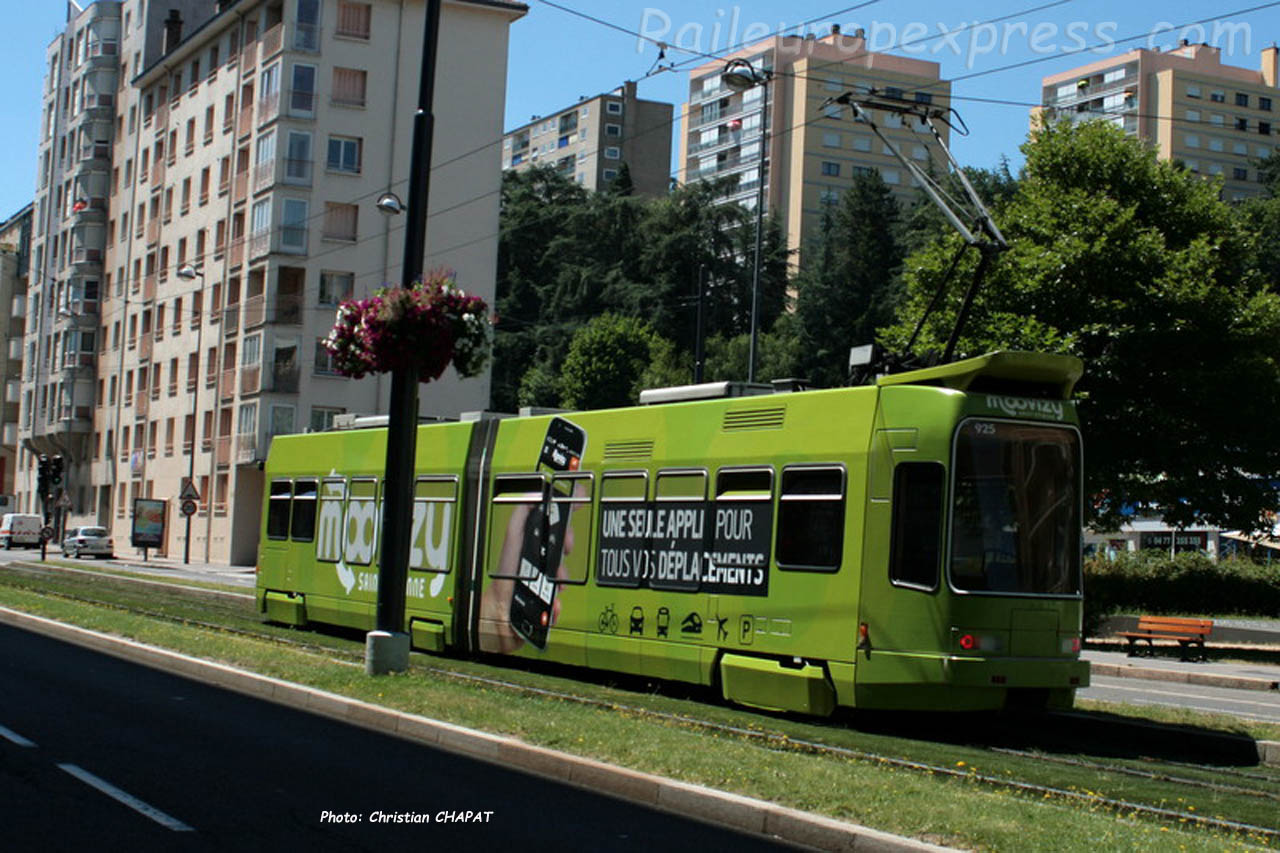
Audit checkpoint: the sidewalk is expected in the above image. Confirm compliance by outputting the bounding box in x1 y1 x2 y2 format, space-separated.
97 553 256 588
1083 648 1280 692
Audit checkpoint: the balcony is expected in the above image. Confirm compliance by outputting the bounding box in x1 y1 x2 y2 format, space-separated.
138 333 153 363
70 247 103 271
261 23 283 61
220 369 236 400
233 170 249 205
146 217 160 245
240 39 258 75
69 196 108 224
254 160 275 193
236 433 259 465
216 435 231 467
257 91 280 128
228 237 244 269
243 294 265 329
269 293 302 326
267 362 300 393
282 158 312 185
151 158 165 184
143 273 157 301
241 364 261 394
238 103 254 138
249 229 270 261
223 303 240 337
78 141 111 167
135 394 148 418
154 100 169 131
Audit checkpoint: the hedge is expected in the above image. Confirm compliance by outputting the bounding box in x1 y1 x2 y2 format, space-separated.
1083 551 1280 637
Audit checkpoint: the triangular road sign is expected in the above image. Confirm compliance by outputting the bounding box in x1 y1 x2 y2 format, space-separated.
179 478 201 502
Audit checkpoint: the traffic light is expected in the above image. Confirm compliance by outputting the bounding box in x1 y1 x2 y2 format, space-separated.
49 455 64 489
36 455 49 501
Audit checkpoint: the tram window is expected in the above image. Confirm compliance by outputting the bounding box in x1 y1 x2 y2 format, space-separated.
715 467 772 499
776 466 845 572
889 462 944 590
488 474 546 579
344 478 378 567
290 478 317 542
656 469 707 500
553 473 593 584
601 471 647 501
315 478 347 563
597 472 647 588
266 479 292 540
410 476 458 573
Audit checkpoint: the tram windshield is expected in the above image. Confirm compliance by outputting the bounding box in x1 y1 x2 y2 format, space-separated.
950 421 1081 595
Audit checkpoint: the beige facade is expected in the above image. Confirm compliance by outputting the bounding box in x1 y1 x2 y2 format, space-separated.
679 28 952 269
503 81 673 196
1039 43 1279 200
0 205 32 502
22 0 525 565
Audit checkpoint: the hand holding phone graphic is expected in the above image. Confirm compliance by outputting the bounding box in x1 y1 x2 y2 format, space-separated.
481 417 586 653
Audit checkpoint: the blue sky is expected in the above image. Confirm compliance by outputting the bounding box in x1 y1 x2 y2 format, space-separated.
4 0 1277 218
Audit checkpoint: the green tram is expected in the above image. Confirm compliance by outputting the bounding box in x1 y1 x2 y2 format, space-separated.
256 351 1088 714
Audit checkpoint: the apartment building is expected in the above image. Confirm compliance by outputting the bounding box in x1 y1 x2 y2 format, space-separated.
21 0 525 565
502 81 674 195
1038 42 1280 200
678 27 952 268
0 204 33 501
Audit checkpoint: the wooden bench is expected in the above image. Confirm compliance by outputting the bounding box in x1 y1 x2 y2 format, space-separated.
1117 616 1213 662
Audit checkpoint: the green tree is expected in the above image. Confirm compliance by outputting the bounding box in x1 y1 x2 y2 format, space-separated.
559 314 664 410
885 120 1280 530
793 171 904 388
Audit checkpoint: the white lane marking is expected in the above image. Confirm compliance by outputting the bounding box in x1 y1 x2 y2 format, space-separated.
1089 680 1280 710
58 763 194 832
0 724 36 747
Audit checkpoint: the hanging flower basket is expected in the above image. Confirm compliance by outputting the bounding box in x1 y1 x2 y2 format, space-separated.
322 270 491 383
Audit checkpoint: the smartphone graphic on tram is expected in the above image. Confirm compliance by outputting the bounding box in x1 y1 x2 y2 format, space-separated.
510 417 586 649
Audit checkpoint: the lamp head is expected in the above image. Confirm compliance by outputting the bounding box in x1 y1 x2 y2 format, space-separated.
376 192 404 216
176 263 202 281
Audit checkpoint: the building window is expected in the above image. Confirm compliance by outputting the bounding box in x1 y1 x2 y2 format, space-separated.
295 0 321 51
280 199 308 252
1261 97 1273 112
336 1 372 39
314 341 341 375
604 123 622 137
327 136 362 173
1186 85 1201 98
332 67 367 107
822 131 840 147
602 168 618 181
1184 134 1200 148
1232 166 1249 180
323 202 358 241
1261 122 1272 136
606 100 622 115
1210 90 1225 103
285 131 312 182
290 64 317 115
319 271 354 306
310 406 345 430
603 146 620 160
1236 92 1249 107
821 161 840 176
1236 117 1249 131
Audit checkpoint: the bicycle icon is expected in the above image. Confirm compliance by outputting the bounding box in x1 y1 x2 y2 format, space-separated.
598 604 619 634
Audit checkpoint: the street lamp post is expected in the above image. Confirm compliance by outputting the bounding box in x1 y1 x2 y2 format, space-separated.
722 58 771 384
366 0 444 675
176 262 204 564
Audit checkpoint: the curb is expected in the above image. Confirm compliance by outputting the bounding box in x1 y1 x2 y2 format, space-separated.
1089 661 1280 693
0 606 953 853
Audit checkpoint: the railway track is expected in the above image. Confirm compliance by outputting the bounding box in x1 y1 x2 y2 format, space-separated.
4 559 1279 846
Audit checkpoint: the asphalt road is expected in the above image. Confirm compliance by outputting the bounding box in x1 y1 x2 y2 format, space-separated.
0 622 796 851
1080 675 1280 724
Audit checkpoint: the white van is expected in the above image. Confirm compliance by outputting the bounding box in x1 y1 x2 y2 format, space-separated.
0 514 43 548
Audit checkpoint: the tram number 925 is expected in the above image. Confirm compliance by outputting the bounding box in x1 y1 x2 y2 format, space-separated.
970 421 997 436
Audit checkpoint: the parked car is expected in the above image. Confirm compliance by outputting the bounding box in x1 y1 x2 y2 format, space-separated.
61 526 114 559
0 513 43 549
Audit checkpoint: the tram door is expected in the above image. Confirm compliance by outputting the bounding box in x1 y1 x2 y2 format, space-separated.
854 426 950 702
